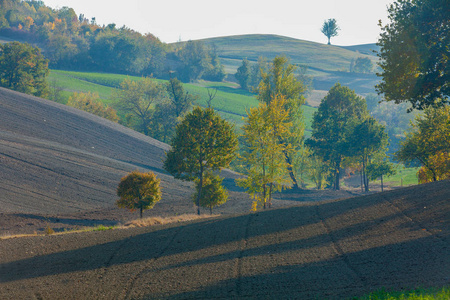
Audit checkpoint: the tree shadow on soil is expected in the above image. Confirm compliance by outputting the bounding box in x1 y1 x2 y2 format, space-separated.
1 181 448 287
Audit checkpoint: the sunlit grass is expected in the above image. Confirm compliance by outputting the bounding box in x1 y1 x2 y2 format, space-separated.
355 287 449 300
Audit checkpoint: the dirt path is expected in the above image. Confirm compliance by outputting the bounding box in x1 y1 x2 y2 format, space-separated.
1 180 448 299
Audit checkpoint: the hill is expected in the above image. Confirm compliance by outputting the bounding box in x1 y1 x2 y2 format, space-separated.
0 87 347 235
200 34 380 94
0 178 448 299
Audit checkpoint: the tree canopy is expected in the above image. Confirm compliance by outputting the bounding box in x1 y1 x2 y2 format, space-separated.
395 105 450 182
376 0 450 110
164 107 238 214
116 171 162 219
307 83 368 190
321 18 340 45
0 41 49 97
257 56 307 189
237 95 293 210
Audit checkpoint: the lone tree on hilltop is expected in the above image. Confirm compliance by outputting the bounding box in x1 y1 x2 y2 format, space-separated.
321 18 340 45
116 171 162 219
164 106 238 215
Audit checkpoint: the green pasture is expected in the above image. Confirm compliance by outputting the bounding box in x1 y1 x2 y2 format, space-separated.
356 286 449 300
48 69 315 131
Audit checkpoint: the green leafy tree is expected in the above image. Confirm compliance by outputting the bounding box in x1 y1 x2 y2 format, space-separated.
395 106 450 182
347 116 389 192
203 45 226 82
235 58 252 90
321 18 340 45
366 155 396 192
164 107 238 215
176 40 210 82
116 171 162 219
193 173 228 214
165 77 195 119
0 41 49 97
376 0 449 109
68 92 119 123
257 56 307 189
307 83 368 190
237 95 292 210
114 77 167 136
351 57 373 73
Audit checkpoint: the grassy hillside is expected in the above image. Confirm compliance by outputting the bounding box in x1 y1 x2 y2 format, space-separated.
48 70 316 131
199 34 380 95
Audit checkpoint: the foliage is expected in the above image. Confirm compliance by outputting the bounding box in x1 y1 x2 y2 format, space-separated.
67 92 119 122
164 107 238 214
175 41 225 82
257 55 307 189
351 57 373 73
0 41 49 97
237 95 292 210
307 83 368 190
0 1 167 75
116 171 162 219
395 106 450 182
235 58 252 90
321 18 340 45
113 77 168 136
376 0 450 109
347 116 389 191
192 173 228 214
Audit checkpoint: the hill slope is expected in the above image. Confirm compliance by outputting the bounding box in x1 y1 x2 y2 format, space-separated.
200 34 380 94
0 87 195 215
0 179 448 299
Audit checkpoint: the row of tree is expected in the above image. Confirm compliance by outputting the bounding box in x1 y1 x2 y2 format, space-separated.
0 1 225 81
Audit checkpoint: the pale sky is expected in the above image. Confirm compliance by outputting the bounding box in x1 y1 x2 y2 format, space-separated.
43 0 394 46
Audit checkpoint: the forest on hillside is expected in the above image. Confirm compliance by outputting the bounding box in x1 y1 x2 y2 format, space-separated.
0 0 225 82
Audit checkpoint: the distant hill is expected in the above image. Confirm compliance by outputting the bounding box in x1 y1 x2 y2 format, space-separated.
199 34 380 95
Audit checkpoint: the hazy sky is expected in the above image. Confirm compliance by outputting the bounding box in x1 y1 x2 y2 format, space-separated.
43 0 394 45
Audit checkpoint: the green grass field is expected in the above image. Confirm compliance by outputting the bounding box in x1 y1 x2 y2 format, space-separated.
199 34 378 74
48 69 315 131
356 287 449 300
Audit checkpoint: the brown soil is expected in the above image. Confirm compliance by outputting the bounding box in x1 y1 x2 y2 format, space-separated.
0 88 449 299
0 179 448 299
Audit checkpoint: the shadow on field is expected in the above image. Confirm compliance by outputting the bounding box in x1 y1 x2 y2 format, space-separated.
13 213 119 229
153 235 448 300
1 182 448 289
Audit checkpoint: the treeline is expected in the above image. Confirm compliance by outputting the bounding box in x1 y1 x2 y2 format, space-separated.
0 0 224 81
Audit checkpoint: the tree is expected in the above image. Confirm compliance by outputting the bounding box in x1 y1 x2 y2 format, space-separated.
176 40 210 82
237 95 292 210
0 41 49 97
114 77 167 136
193 173 228 214
68 92 119 123
366 155 396 192
165 77 195 119
347 116 389 192
376 0 450 110
164 107 238 215
395 106 450 182
235 58 252 90
257 56 307 189
307 83 368 190
351 57 373 73
116 171 162 219
321 18 340 45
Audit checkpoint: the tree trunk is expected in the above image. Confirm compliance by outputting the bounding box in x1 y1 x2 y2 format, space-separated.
283 150 299 189
360 169 364 192
334 159 340 190
381 175 384 192
196 165 203 215
268 183 273 208
140 207 143 219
